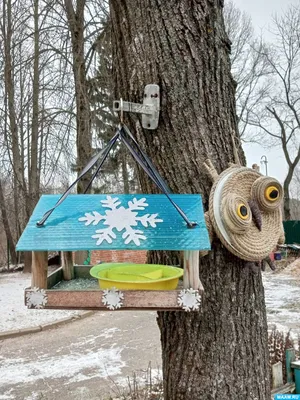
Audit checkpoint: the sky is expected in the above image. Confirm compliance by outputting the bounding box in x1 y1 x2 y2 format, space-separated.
233 0 299 183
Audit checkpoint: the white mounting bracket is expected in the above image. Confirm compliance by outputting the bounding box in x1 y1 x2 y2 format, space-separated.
113 84 160 130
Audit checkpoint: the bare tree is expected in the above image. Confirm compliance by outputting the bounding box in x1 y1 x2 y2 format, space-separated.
224 1 270 138
246 4 300 220
0 0 78 267
1 0 28 240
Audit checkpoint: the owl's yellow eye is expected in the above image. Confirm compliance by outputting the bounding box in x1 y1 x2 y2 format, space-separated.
221 195 252 234
265 186 279 202
237 204 248 220
251 177 283 212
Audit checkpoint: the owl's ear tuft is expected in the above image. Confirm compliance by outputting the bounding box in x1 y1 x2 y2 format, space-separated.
252 163 260 172
228 162 240 168
203 158 219 182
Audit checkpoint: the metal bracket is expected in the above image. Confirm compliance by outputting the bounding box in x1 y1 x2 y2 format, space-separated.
113 84 160 130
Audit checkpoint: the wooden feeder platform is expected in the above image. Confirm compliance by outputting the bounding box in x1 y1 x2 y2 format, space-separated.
18 194 210 311
26 265 185 310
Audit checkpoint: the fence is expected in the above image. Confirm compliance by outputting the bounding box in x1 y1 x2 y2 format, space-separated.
272 348 296 397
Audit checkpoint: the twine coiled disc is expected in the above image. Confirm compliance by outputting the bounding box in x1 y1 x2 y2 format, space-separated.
208 166 283 262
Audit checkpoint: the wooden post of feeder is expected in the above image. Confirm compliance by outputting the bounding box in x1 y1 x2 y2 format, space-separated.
62 251 74 280
183 250 203 291
31 251 48 289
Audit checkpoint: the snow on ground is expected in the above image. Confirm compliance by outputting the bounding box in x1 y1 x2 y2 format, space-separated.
0 310 161 400
1 263 300 337
0 272 83 332
1 265 300 399
263 263 300 337
0 343 125 386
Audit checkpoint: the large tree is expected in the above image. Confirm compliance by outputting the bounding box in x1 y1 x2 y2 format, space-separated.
110 1 270 399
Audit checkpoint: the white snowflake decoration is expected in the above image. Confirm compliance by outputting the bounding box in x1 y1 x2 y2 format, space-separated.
26 287 48 309
102 288 124 310
78 196 163 246
177 288 201 312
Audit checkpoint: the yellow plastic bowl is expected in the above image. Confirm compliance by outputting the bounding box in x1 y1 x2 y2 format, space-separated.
90 263 183 290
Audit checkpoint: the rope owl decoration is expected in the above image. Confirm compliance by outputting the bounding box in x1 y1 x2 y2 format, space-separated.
202 138 285 272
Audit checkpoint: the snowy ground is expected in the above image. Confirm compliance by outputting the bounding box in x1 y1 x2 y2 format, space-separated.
0 310 161 400
263 259 300 338
264 272 300 335
1 264 300 335
1 265 300 399
0 272 83 332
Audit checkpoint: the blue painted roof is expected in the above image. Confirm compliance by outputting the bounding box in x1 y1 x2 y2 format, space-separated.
16 194 210 251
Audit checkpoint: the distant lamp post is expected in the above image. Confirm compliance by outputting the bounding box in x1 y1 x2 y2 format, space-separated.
260 155 268 176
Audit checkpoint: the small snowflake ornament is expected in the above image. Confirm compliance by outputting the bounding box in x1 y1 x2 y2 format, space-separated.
78 196 163 246
26 287 48 309
102 288 124 310
178 288 201 312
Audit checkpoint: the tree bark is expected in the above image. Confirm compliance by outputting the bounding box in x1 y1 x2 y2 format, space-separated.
64 0 92 194
23 252 32 273
64 0 93 265
0 180 17 265
2 0 27 230
2 0 29 269
74 250 88 265
121 150 130 193
282 144 300 221
283 170 293 221
29 0 41 216
110 1 270 399
19 0 41 275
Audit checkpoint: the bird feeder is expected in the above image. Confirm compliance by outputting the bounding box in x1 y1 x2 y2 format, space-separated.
17 193 210 311
17 88 211 312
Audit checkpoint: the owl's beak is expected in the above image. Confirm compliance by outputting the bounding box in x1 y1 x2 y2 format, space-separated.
249 200 262 231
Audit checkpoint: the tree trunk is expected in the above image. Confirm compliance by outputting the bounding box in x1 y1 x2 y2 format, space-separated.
281 138 298 221
64 0 92 194
3 0 27 227
74 250 88 265
29 0 40 216
3 0 28 269
23 252 32 273
110 1 270 399
283 157 299 221
0 180 17 265
121 150 130 193
283 175 292 221
64 0 93 265
19 0 41 275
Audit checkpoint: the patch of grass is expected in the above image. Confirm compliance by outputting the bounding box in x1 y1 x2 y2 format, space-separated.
105 363 163 400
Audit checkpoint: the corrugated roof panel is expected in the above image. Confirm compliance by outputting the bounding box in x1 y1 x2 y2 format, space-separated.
16 194 210 251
